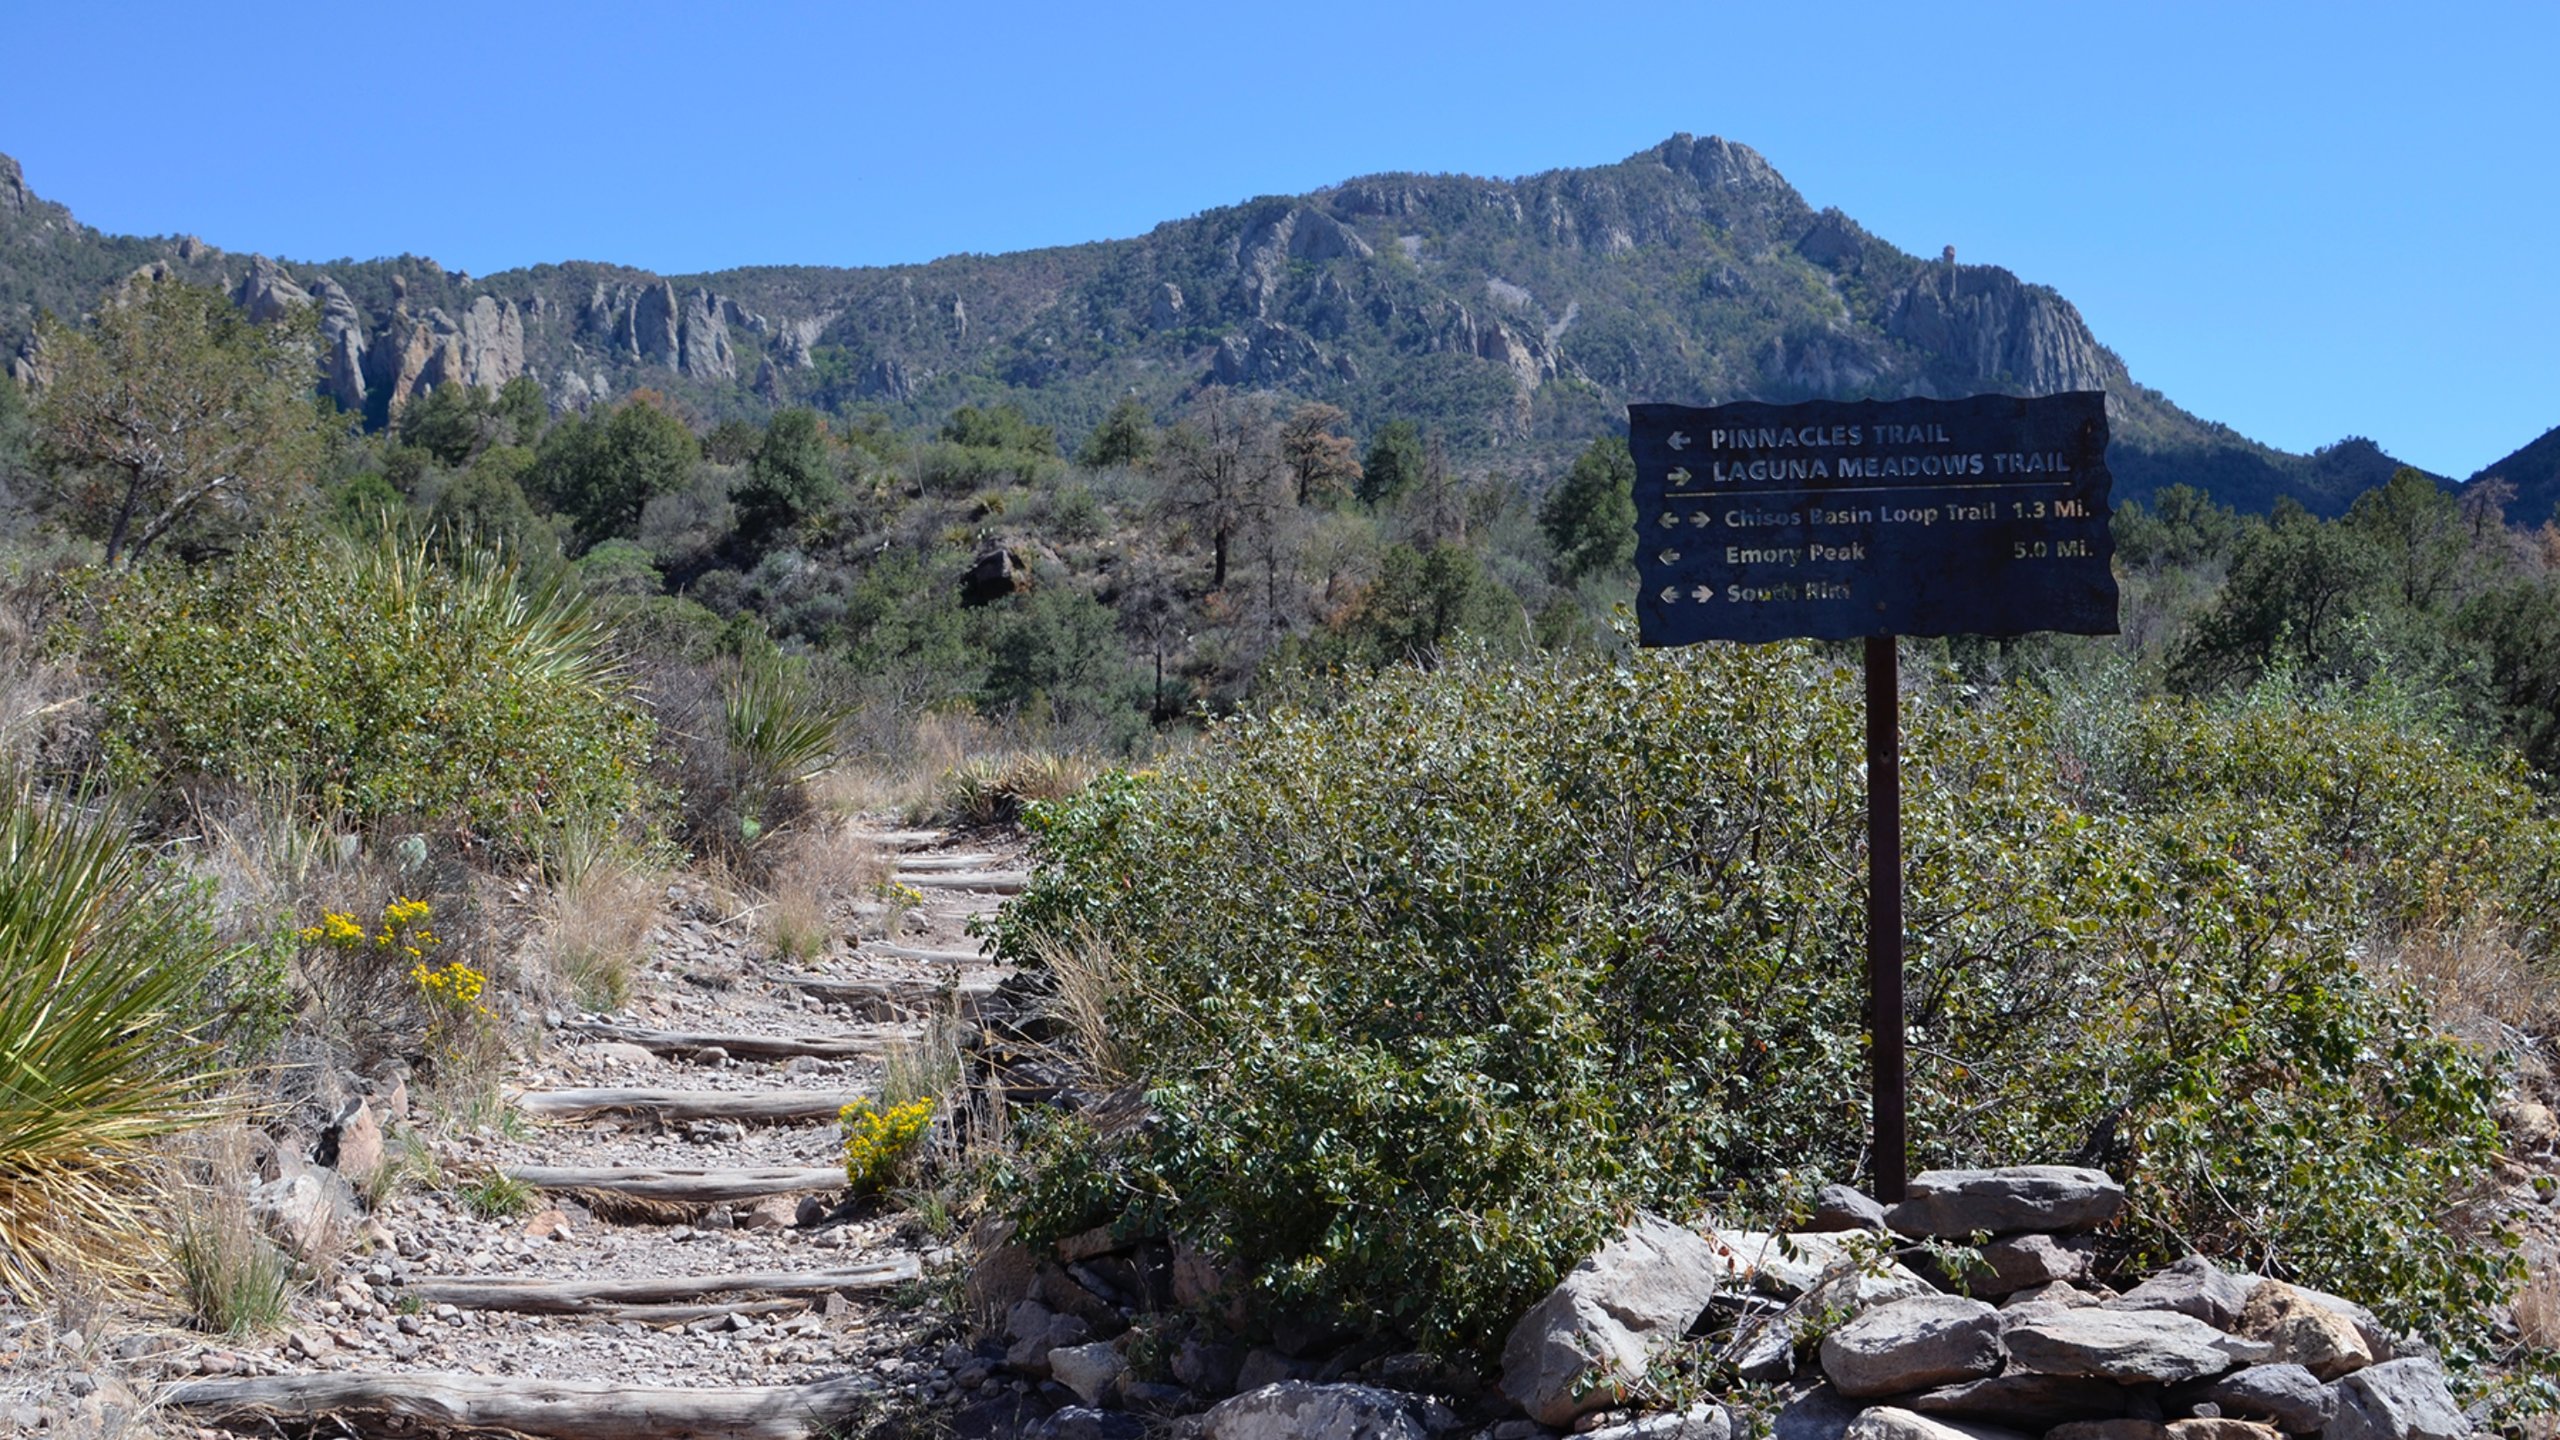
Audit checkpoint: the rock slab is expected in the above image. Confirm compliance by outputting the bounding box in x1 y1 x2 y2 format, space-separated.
2002 1307 2263 1384
1819 1294 2006 1398
1886 1166 2125 1238
1499 1214 1721 1427
1203 1382 1442 1440
2326 1358 2469 1440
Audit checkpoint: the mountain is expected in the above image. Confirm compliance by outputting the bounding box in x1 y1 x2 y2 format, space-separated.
2470 426 2560 528
0 139 2448 514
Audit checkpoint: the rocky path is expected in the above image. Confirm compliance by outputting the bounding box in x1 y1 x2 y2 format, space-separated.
159 822 1024 1439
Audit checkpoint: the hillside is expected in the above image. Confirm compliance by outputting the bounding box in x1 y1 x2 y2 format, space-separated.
0 139 2448 515
2474 424 2560 527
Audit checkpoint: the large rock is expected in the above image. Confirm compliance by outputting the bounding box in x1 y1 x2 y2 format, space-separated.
1818 1294 2005 1398
1584 1404 1732 1440
2284 1283 2396 1363
2174 1363 2337 1434
2107 1256 2256 1330
1841 1406 2033 1440
1885 1167 2125 1238
1714 1230 1869 1296
1201 1382 1445 1440
2326 1358 2469 1440
1047 1340 1124 1406
2236 1280 2370 1380
1907 1372 2128 1427
1772 1385 1864 1440
1499 1214 1722 1427
1958 1233 2095 1296
2001 1307 2264 1384
1001 1299 1090 1377
2161 1422 2279 1440
1026 1407 1147 1440
1810 1185 1890 1233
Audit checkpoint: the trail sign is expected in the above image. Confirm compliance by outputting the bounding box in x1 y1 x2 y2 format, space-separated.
1624 390 2119 1203
1629 392 2117 645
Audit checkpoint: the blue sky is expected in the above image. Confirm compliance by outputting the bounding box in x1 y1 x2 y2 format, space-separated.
3 0 2553 478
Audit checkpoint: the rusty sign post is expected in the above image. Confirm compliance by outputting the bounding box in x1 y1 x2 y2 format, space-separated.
1626 392 2118 1202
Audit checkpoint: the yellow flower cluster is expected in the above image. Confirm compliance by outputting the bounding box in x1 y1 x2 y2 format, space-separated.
298 896 439 957
839 1097 933 1192
410 959 488 1012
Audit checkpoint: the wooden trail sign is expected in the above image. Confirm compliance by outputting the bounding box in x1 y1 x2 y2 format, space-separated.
1625 391 2119 1201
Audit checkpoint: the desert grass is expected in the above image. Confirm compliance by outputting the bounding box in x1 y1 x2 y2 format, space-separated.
754 819 884 963
165 1127 292 1335
536 823 663 1011
1035 926 1129 1082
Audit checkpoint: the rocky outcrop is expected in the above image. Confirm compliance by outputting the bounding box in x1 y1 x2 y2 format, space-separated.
232 257 310 323
0 152 27 215
1881 266 2114 396
1236 204 1375 315
1210 320 1332 388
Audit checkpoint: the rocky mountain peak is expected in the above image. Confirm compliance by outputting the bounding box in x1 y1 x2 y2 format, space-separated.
0 153 27 215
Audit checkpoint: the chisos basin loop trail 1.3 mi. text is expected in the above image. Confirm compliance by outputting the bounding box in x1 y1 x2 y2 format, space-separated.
1629 392 2121 644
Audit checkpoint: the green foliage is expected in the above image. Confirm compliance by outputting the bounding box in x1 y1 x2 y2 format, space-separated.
34 276 332 563
397 382 497 467
1342 542 1517 664
1358 419 1425 506
1539 435 1636 580
171 1190 293 1335
1078 395 1157 469
529 396 701 551
736 407 839 541
994 647 2534 1363
941 403 1057 457
459 1170 537 1219
429 446 557 560
78 528 650 852
980 586 1139 735
0 785 231 1296
2170 499 2385 690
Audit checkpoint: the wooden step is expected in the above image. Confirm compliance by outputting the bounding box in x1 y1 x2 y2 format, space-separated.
563 1019 916 1061
404 1259 917 1315
859 828 948 851
773 970 1002 1020
502 1164 845 1202
164 1372 873 1440
855 942 987 966
512 1087 869 1124
894 869 1027 894
890 852 1011 871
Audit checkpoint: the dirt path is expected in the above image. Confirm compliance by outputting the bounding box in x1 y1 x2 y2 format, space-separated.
159 821 1023 1438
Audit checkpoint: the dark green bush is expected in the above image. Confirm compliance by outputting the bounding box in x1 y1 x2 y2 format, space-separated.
78 529 650 852
992 645 2535 1365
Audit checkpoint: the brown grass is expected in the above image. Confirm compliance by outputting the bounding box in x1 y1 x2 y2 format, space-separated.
2371 920 2559 1053
755 819 885 963
539 831 663 1011
2517 1242 2560 1351
1035 926 1130 1082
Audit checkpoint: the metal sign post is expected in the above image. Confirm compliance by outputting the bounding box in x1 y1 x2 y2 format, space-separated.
1625 392 2118 1200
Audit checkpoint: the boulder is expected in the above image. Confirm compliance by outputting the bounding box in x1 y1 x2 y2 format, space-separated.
1811 1185 1891 1233
1202 1382 1442 1440
321 1098 383 1182
1048 1341 1125 1407
1173 1336 1246 1395
1584 1404 1732 1440
2001 1307 2264 1384
2235 1281 2370 1381
2005 1282 2102 1310
1714 1230 1868 1296
1498 1214 1722 1427
1818 1294 2005 1398
1026 1407 1147 1440
2282 1284 2396 1363
1958 1234 2095 1297
1841 1406 2033 1440
1907 1372 2128 1427
2046 1424 2167 1440
2173 1363 2336 1434
2160 1422 2278 1440
1800 1262 1939 1319
1773 1385 1865 1440
1001 1300 1091 1377
2106 1256 2255 1330
2326 1358 2469 1440
247 1163 358 1263
1886 1167 2126 1238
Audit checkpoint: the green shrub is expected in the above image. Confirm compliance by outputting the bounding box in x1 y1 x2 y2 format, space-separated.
992 644 2532 1366
76 528 651 854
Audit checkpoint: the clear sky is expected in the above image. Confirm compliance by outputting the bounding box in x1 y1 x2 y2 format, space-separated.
2 0 2552 477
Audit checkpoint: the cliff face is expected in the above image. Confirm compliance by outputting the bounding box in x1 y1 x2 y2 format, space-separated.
0 138 2453 510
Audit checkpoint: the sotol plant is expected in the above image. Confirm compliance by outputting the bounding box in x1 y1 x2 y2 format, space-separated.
0 784 232 1296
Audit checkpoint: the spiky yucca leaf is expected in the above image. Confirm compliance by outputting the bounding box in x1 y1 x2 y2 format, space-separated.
0 787 227 1297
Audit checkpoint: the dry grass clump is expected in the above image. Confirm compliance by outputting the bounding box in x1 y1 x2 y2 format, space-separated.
1035 926 1129 1082
537 826 664 1011
166 1126 293 1336
755 819 884 962
939 751 1099 829
2518 1242 2560 1351
2373 920 2559 1052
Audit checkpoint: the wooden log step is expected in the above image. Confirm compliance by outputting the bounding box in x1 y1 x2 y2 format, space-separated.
856 942 987 966
890 852 1011 871
562 1019 916 1061
512 1088 869 1124
860 828 948 851
591 1297 810 1326
404 1259 918 1315
163 1372 872 1440
774 970 1001 1019
500 1164 845 1202
894 870 1028 893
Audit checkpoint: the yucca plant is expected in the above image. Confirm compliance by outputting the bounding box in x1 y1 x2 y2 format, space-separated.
0 784 230 1298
